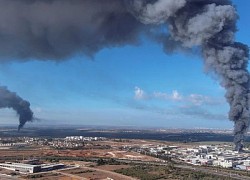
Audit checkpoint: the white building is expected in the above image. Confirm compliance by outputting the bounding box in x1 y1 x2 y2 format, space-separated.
219 160 233 168
0 162 41 173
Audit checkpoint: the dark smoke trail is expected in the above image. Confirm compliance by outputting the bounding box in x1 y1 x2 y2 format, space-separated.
128 0 249 151
0 0 143 129
0 0 248 150
203 43 249 151
0 86 33 130
0 0 143 60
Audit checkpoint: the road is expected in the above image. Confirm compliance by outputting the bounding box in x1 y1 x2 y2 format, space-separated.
2 158 250 180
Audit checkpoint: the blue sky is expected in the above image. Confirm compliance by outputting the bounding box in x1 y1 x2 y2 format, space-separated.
0 0 249 129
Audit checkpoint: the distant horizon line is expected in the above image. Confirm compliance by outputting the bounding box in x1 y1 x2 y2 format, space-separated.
0 123 234 131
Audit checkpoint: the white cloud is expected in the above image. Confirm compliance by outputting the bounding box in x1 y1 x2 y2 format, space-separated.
188 94 223 106
134 87 146 100
188 94 209 106
134 87 224 106
172 90 182 101
153 90 182 101
131 87 227 121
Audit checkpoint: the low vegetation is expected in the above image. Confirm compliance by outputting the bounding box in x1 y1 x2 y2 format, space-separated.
25 173 61 179
71 169 94 174
114 164 234 180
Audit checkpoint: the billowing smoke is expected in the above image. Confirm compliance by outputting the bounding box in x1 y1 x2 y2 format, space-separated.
128 0 249 151
0 86 33 130
0 0 248 150
0 0 143 129
0 0 143 60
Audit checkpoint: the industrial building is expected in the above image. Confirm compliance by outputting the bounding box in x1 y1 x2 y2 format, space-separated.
0 162 65 173
40 163 65 171
0 162 41 173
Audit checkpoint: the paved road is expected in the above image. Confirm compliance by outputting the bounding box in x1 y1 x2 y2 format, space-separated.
2 159 250 180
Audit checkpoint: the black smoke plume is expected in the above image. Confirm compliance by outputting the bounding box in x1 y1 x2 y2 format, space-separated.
0 0 143 60
0 0 248 150
128 0 249 151
0 86 33 130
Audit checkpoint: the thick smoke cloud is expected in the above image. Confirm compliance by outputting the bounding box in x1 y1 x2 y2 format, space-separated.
0 86 33 130
0 0 144 129
128 0 187 24
0 0 143 60
0 0 248 151
129 0 250 151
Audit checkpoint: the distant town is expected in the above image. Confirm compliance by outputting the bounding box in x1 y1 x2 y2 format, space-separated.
1 135 250 170
0 127 250 179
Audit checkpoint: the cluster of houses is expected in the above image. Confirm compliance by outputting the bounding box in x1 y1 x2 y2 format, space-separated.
0 136 108 149
0 142 27 148
47 139 85 149
65 136 106 141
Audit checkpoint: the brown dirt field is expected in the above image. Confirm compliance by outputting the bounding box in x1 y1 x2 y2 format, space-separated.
23 172 70 180
0 149 43 157
0 167 20 175
62 168 110 179
62 167 136 180
61 160 96 167
98 139 174 146
42 149 160 161
56 178 79 180
78 171 114 180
